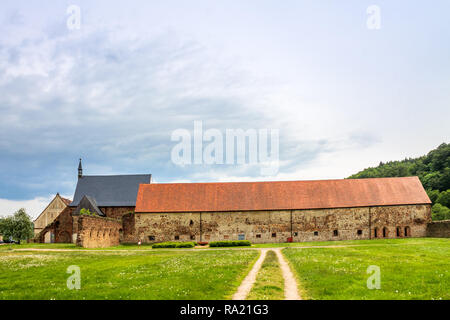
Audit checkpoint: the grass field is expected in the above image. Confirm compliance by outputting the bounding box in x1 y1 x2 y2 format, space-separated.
283 238 450 300
1 238 448 300
247 250 284 300
0 249 258 300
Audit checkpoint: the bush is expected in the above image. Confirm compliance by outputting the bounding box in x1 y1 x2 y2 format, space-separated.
209 240 251 247
152 241 195 249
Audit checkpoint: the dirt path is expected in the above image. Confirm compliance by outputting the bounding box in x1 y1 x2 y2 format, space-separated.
274 249 301 300
232 249 268 300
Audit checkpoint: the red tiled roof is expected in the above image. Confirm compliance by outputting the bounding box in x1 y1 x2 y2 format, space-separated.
135 177 431 213
61 197 72 206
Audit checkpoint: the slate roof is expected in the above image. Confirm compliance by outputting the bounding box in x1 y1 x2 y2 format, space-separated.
70 174 152 207
73 195 105 216
135 177 431 213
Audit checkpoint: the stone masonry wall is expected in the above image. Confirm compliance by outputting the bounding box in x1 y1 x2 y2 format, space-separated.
100 207 135 220
135 204 431 244
426 220 450 238
76 215 122 248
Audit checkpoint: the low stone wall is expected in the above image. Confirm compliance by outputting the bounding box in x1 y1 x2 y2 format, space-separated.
76 215 122 248
426 220 450 238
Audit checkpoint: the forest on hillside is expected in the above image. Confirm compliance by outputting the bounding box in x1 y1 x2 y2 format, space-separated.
348 143 450 221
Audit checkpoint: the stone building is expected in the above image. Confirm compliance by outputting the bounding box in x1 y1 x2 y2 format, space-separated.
134 177 432 244
36 160 151 245
33 193 71 241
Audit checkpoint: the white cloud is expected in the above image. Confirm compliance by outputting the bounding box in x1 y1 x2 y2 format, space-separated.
0 195 56 220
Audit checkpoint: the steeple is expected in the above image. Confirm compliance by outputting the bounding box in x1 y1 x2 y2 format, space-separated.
78 159 83 179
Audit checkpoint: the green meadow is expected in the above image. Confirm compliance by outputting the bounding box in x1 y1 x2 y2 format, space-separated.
0 238 448 300
283 238 449 300
0 249 258 300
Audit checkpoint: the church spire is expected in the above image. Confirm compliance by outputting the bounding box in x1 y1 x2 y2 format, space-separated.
78 158 83 178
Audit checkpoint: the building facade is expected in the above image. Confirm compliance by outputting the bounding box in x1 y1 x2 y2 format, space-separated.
33 193 71 241
134 177 432 243
36 160 151 245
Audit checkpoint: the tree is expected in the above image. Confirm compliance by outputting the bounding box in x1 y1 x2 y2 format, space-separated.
0 208 34 242
436 190 450 208
426 189 441 204
431 203 450 221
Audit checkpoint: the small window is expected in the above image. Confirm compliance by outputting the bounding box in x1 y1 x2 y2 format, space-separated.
293 232 298 237
374 228 378 238
190 235 195 240
314 231 319 236
333 230 339 237
205 235 211 240
357 230 362 236
238 234 245 240
189 220 194 226
149 235 155 241
396 227 401 237
404 226 410 237
272 233 277 238
174 235 180 240
224 235 229 239
383 227 388 238
256 234 261 239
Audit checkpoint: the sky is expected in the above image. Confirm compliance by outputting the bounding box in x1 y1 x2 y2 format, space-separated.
1 0 449 218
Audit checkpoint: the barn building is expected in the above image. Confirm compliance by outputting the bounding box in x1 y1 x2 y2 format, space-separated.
33 193 71 241
134 177 432 244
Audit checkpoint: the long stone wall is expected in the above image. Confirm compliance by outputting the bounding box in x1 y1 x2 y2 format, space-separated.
135 204 431 244
76 215 122 248
426 220 450 238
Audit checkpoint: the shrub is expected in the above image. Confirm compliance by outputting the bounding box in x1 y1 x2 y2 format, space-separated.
80 208 95 216
152 242 195 249
209 240 251 247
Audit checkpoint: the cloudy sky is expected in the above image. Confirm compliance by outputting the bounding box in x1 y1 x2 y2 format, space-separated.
1 0 449 218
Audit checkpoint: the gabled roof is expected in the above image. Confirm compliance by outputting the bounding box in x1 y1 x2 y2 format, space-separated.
33 193 71 222
70 174 152 207
73 195 105 216
135 177 431 213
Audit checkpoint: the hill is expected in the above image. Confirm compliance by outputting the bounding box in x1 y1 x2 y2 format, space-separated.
348 143 450 221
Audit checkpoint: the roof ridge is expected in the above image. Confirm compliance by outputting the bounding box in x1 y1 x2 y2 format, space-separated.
145 176 420 186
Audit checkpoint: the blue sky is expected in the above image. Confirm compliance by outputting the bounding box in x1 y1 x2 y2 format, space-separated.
1 0 449 217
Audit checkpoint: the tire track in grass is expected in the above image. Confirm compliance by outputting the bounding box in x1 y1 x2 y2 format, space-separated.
232 249 268 300
274 248 301 300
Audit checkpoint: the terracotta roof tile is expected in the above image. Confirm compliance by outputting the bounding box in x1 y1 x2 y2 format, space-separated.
135 177 431 213
61 197 72 206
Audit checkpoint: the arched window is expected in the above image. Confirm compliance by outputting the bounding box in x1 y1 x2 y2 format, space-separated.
383 227 388 238
374 227 379 238
396 227 401 237
404 226 411 237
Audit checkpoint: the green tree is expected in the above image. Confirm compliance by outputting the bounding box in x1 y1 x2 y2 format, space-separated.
0 208 34 242
431 203 450 221
426 189 440 204
436 190 450 208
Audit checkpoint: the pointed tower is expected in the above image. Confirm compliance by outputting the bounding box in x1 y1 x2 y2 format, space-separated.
78 159 83 179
